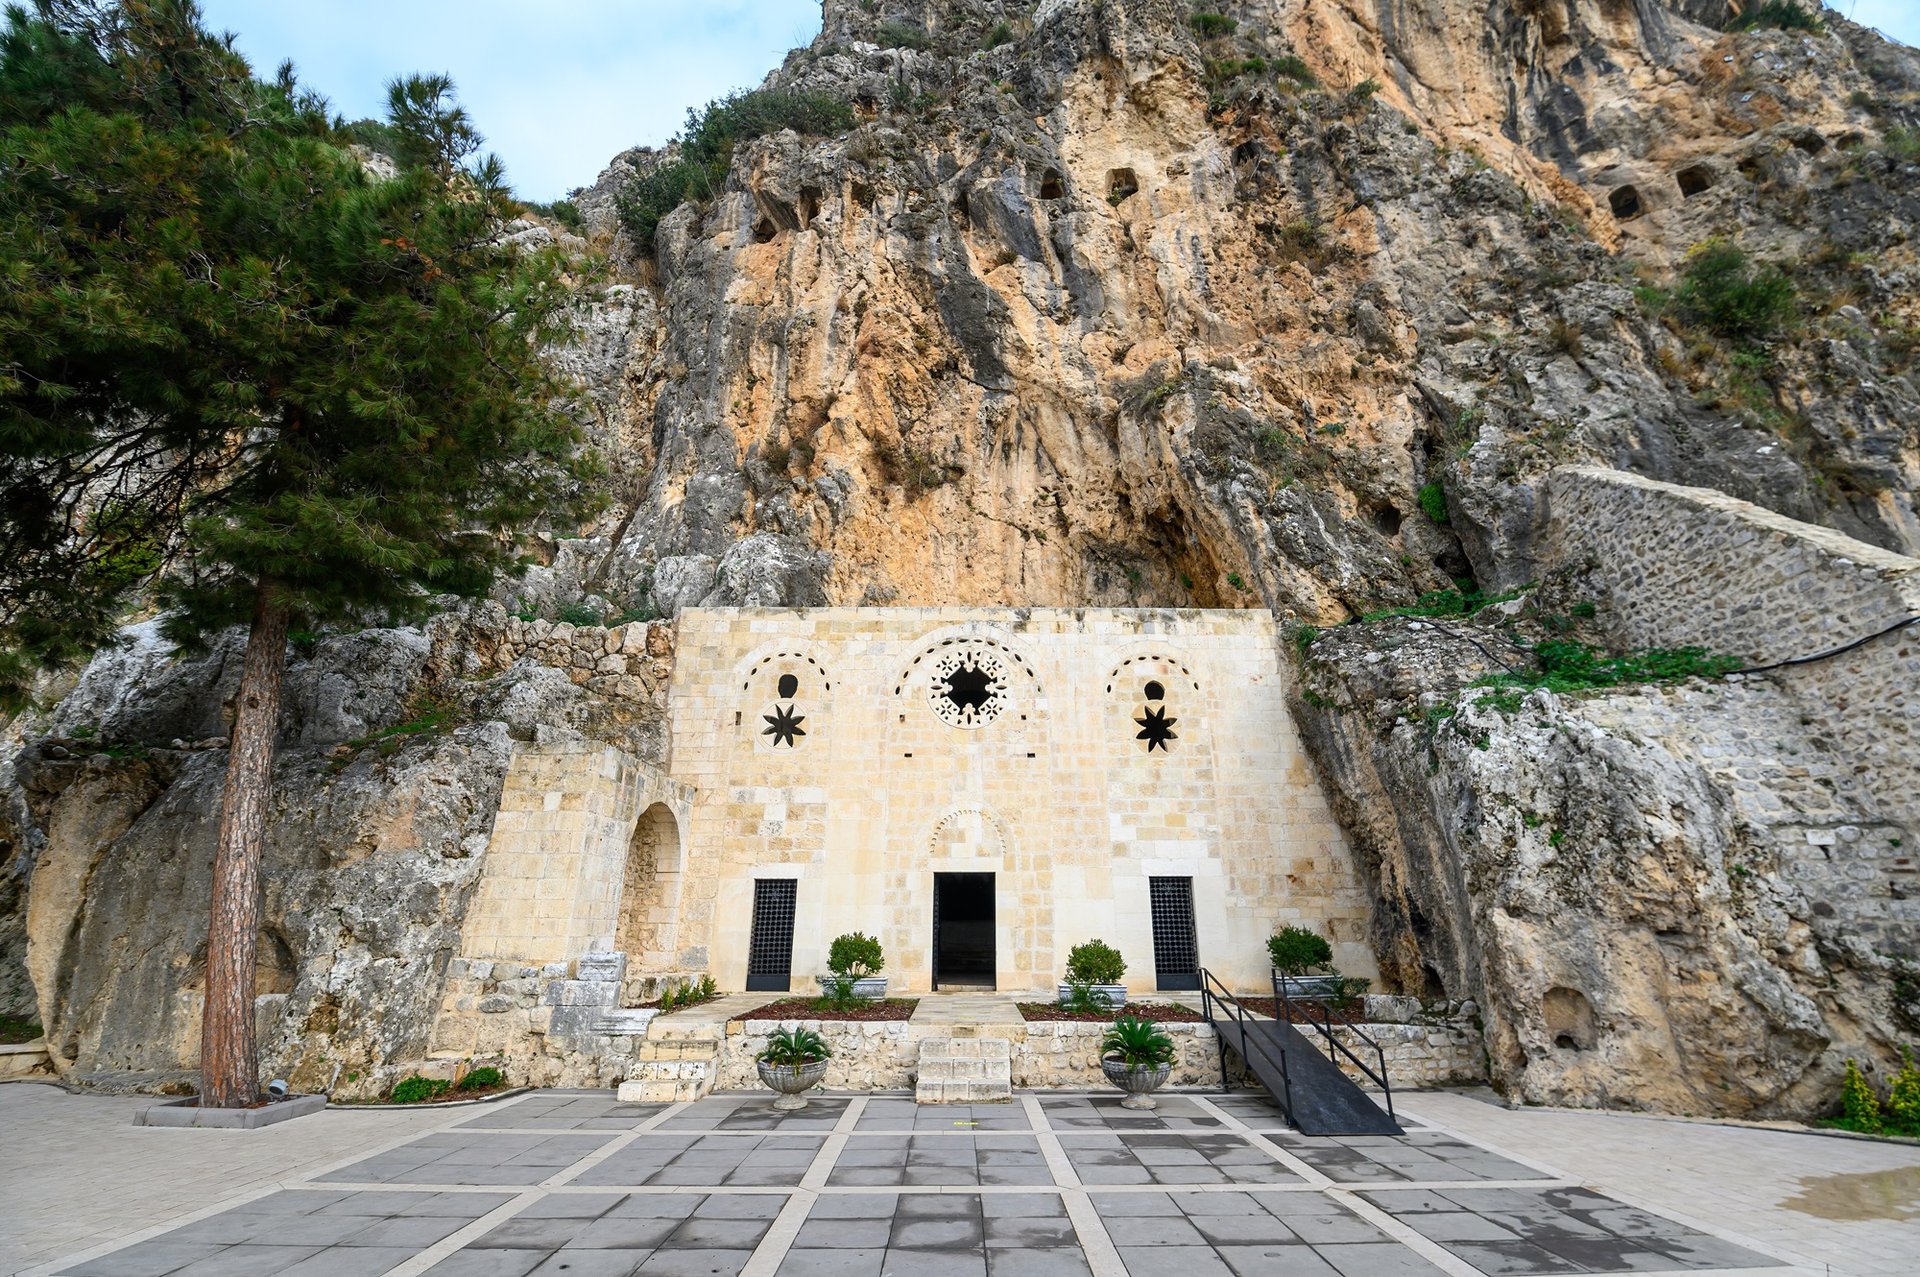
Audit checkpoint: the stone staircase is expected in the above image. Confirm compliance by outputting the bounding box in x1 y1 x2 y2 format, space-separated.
617 1033 722 1103
915 1036 1012 1104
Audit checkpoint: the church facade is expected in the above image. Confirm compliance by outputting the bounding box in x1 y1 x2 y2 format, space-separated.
639 608 1375 996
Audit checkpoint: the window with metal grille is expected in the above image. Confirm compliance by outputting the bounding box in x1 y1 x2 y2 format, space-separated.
1149 876 1200 990
746 879 798 992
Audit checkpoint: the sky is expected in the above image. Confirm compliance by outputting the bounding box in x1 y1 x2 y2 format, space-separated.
198 1 824 201
200 1 1918 204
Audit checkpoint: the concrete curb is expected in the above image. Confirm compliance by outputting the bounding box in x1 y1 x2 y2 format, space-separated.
135 1092 327 1129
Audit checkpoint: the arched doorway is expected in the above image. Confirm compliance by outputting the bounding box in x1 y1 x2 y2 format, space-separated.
616 803 683 969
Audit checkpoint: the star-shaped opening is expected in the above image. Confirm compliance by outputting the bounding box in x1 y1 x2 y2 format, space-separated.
1135 703 1178 752
762 703 806 748
941 664 994 716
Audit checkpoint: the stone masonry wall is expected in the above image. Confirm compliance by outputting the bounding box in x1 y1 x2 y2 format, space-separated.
1547 465 1920 955
710 1016 1483 1092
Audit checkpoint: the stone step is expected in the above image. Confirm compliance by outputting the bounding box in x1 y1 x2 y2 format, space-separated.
617 1032 721 1103
915 1036 1013 1104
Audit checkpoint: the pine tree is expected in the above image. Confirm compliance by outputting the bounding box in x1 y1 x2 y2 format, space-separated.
0 1 601 1105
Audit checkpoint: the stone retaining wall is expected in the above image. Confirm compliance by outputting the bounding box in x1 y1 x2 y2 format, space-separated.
711 1015 1484 1092
1547 465 1920 953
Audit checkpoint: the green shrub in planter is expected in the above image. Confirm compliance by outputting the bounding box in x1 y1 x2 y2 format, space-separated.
1065 939 1126 985
827 932 884 978
759 1026 831 1066
1102 1018 1174 1067
389 1075 451 1104
1267 926 1332 976
457 1066 505 1091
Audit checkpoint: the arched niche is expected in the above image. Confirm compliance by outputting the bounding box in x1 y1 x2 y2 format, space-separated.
616 803 685 968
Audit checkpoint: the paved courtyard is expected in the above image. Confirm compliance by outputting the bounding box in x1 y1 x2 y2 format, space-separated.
9 1086 1885 1277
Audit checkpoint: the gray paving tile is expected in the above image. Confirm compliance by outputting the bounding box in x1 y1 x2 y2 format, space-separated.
475 1217 609 1249
277 1246 418 1277
1435 1239 1586 1274
527 1253 647 1276
883 1251 989 1277
1540 1237 1706 1272
1314 1242 1449 1276
167 1245 327 1275
561 1218 685 1250
630 1248 754 1276
226 1191 355 1216
890 1217 987 1248
986 1249 1095 1277
423 1251 550 1277
1646 1233 1782 1268
607 1195 705 1219
516 1193 628 1219
1118 1244 1235 1276
352 1214 473 1247
804 1193 898 1218
776 1249 886 1276
1187 1213 1303 1245
980 1192 1067 1217
1215 1244 1342 1276
1398 1211 1522 1242
1103 1214 1208 1247
663 1217 773 1249
59 1243 233 1277
793 1217 893 1248
1283 1212 1390 1245
983 1214 1079 1247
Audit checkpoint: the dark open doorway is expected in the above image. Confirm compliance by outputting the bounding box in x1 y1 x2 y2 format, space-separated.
933 872 996 989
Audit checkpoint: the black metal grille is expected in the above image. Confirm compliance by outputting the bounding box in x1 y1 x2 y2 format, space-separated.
1150 876 1200 990
746 879 797 991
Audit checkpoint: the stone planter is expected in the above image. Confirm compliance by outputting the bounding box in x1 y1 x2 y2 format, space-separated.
136 1093 327 1129
817 975 888 1000
1101 1058 1172 1110
1057 983 1129 1010
757 1057 829 1110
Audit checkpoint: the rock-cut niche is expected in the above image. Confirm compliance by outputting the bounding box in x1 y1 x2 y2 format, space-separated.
616 803 683 964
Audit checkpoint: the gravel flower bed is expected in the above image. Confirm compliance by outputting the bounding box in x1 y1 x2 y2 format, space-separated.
1016 1001 1206 1023
730 997 919 1022
1238 997 1368 1024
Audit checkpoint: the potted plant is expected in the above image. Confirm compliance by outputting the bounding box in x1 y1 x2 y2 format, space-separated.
756 1026 832 1111
1101 1017 1176 1110
1058 940 1128 1011
1268 925 1338 1000
819 932 887 1000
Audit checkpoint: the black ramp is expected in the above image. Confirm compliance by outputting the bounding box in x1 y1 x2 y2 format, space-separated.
1212 1015 1402 1135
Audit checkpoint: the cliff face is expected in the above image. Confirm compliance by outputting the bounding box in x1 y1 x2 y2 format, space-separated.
2 0 1917 1115
540 0 1918 626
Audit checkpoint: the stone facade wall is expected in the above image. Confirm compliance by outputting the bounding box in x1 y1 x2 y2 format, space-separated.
1548 465 1920 955
457 741 692 964
666 608 1373 996
710 1015 1483 1092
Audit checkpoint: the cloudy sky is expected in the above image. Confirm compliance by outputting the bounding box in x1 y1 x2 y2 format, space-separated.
200 1 1919 203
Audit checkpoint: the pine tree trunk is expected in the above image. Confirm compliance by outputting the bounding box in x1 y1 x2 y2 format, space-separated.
199 583 290 1109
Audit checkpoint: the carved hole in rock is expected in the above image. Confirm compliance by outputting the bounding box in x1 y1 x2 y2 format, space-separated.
798 185 821 229
1607 184 1643 220
1421 963 1446 999
1543 985 1597 1051
777 673 799 699
1790 131 1826 155
1372 504 1403 537
1738 154 1768 182
1107 167 1139 201
1040 168 1065 200
752 217 777 243
1231 140 1260 167
257 929 297 995
1675 164 1714 198
851 181 874 208
1144 680 1165 702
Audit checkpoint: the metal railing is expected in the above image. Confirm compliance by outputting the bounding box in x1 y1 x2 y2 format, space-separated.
1198 967 1293 1123
1271 971 1396 1123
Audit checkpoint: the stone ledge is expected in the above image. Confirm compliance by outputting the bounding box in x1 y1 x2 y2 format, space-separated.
135 1093 327 1129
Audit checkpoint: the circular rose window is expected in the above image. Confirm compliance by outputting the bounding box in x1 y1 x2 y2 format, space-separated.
928 645 1010 728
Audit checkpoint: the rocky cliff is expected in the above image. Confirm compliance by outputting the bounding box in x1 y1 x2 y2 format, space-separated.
2 0 1916 1115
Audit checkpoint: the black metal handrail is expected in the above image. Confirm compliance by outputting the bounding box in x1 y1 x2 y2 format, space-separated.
1199 967 1293 1123
1271 970 1395 1122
